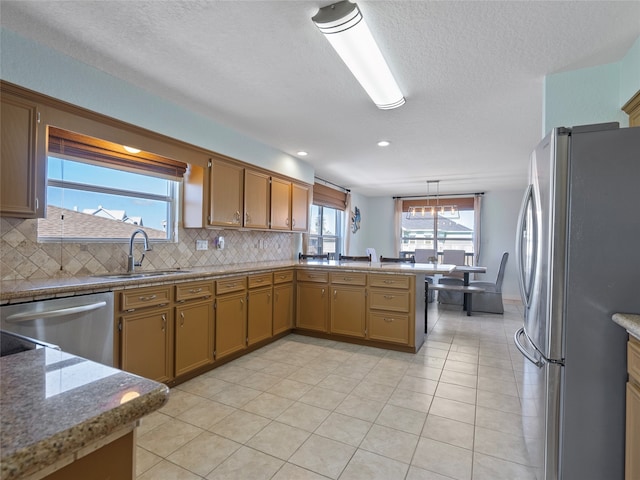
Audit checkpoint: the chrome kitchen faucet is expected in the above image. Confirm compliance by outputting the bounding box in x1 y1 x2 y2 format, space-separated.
127 229 152 272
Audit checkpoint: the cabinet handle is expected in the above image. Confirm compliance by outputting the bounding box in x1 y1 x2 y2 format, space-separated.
384 295 395 299
321 288 325 297
383 280 394 284
285 218 289 226
255 278 263 283
161 314 166 331
139 294 157 302
333 289 337 299
245 212 251 223
384 317 394 323
240 298 244 308
188 288 202 294
267 293 271 303
292 218 296 227
234 210 241 223
180 311 185 327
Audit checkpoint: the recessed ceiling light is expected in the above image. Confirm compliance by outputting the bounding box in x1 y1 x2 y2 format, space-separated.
297 151 308 157
377 140 390 147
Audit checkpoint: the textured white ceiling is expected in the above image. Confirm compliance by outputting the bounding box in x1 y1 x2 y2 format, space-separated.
2 1 639 197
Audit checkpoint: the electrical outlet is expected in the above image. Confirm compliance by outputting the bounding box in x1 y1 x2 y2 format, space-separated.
196 239 208 251
258 239 264 249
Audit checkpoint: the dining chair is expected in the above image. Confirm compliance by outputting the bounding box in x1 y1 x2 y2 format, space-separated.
379 255 415 263
414 249 436 303
298 252 329 261
469 251 509 314
338 254 371 262
438 249 467 304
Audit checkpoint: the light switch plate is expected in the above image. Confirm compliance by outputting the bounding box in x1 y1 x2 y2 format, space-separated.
196 239 208 251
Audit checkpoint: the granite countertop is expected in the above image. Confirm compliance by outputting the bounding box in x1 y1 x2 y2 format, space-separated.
0 260 455 303
0 348 169 480
612 313 640 339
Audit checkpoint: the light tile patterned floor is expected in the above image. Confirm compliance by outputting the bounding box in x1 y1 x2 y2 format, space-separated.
136 302 537 480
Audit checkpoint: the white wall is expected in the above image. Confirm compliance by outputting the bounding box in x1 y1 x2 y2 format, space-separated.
344 192 371 256
478 189 523 301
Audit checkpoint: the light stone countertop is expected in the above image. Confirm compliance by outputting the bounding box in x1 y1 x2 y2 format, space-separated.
612 313 640 340
0 260 456 304
0 347 169 480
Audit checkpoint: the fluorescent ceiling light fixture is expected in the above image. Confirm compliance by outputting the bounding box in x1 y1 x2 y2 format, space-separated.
123 145 141 154
312 1 405 110
377 140 390 147
297 151 309 156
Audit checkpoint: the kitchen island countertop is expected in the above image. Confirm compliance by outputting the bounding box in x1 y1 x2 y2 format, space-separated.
0 347 169 480
612 312 640 339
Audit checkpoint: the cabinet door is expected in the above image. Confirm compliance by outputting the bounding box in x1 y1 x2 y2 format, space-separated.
291 183 309 232
121 307 173 383
368 311 410 345
248 287 273 346
244 169 270 228
175 301 214 377
330 286 366 338
627 382 640 480
209 159 243 226
296 282 328 332
273 283 293 335
0 93 41 218
270 177 291 230
215 292 247 359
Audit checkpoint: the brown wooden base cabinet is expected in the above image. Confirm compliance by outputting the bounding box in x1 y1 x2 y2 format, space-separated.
175 299 214 377
248 273 273 345
119 285 173 384
626 335 640 480
273 270 294 336
330 272 366 338
296 271 329 333
215 277 248 360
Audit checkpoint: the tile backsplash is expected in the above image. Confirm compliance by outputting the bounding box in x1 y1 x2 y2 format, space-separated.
0 217 299 281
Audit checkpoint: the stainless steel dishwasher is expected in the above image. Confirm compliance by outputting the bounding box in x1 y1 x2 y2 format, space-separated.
0 291 114 366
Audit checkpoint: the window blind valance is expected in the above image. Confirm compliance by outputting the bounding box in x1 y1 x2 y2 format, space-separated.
313 183 347 210
48 127 188 178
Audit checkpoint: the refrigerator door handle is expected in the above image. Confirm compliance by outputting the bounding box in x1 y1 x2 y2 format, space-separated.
515 184 537 309
514 327 545 368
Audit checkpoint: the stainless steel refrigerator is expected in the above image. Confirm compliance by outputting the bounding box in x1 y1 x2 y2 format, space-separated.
514 122 640 480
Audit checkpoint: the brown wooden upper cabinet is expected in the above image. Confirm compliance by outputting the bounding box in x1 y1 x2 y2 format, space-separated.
244 169 270 229
209 158 244 227
0 91 45 218
198 155 310 231
270 177 292 230
291 183 309 232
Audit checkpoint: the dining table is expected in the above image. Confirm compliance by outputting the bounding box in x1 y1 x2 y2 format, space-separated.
453 265 487 312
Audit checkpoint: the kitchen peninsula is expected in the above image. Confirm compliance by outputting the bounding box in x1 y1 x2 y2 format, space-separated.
0 346 168 480
1 260 454 388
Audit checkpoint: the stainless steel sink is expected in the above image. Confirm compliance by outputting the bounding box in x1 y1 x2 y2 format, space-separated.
92 269 190 279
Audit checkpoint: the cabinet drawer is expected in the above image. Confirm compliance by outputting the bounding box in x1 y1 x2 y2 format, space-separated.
297 271 329 283
120 286 171 311
248 273 273 289
330 272 366 286
369 289 410 313
273 270 294 284
216 277 247 295
629 336 640 384
175 280 214 302
368 312 409 345
369 274 410 289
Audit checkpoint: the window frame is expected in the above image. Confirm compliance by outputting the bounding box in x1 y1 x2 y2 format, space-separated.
308 204 343 258
38 153 180 243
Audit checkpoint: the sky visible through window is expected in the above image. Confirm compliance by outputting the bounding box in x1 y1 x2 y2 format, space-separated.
47 156 172 231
